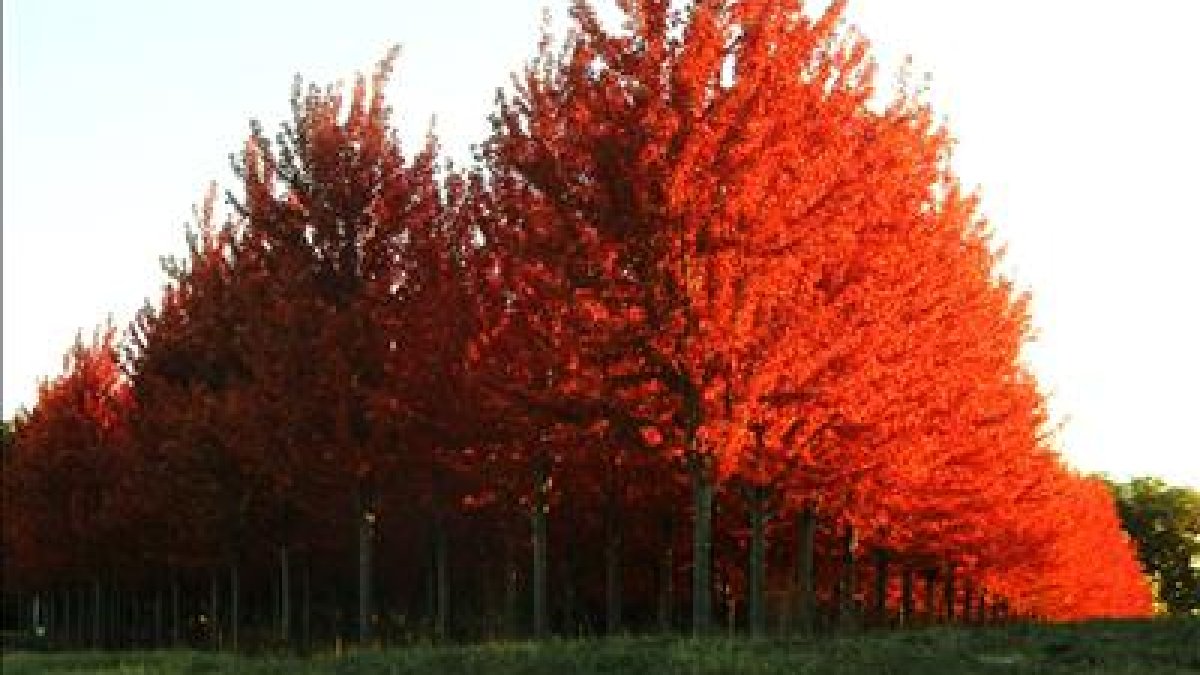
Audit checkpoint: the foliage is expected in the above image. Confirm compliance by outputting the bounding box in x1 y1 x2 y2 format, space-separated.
2 0 1154 648
1108 477 1200 615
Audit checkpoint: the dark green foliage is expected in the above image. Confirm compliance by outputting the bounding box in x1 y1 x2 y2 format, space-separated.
4 619 1198 674
1108 477 1200 615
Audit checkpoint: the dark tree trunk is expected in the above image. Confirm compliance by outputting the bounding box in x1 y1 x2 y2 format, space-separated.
962 577 973 624
690 459 714 636
604 531 622 635
92 580 103 648
503 554 518 638
210 570 221 650
301 555 311 652
170 573 180 647
872 549 889 625
357 488 375 644
603 460 622 635
901 567 915 626
923 569 937 623
153 586 163 648
794 506 816 633
659 536 675 633
746 485 768 636
64 584 74 648
434 511 449 640
531 457 549 638
838 524 857 629
280 544 291 645
229 561 240 652
943 564 955 623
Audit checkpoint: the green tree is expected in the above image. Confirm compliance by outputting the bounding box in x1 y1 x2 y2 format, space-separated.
1108 477 1200 615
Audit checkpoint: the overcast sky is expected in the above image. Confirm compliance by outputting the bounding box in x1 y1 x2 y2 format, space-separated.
4 1 1197 487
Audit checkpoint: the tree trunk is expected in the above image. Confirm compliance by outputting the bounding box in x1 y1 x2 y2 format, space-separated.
901 567 915 626
33 593 43 639
962 577 973 624
63 585 71 647
357 489 375 644
943 564 955 623
45 589 54 645
604 474 622 635
91 580 102 648
153 586 163 648
170 572 181 647
691 461 714 636
531 458 549 638
210 570 221 650
280 544 291 645
838 524 857 629
872 549 889 625
659 541 674 633
229 561 240 652
434 513 449 640
503 556 518 638
301 555 311 652
794 506 816 633
562 540 579 635
923 569 937 623
747 485 767 636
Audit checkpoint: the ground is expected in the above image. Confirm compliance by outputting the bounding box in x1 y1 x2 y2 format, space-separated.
3 618 1198 674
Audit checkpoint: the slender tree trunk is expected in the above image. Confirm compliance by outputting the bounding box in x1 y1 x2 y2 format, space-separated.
659 540 675 633
962 578 973 624
170 572 180 646
943 564 955 623
604 530 621 635
229 561 239 652
531 458 549 638
52 588 61 645
210 570 221 650
280 544 291 645
872 549 889 626
33 593 42 639
91 579 103 648
604 471 622 635
838 524 857 629
923 570 937 624
64 585 72 648
691 460 714 636
154 586 163 648
794 506 816 633
901 567 915 626
45 589 54 645
503 556 518 638
301 555 311 652
747 485 767 636
561 539 579 635
357 489 375 644
434 512 449 640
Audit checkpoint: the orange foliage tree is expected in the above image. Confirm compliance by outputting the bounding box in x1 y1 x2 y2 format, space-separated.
3 0 1154 649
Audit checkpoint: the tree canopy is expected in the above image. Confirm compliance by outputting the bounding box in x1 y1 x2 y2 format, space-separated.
2 0 1154 648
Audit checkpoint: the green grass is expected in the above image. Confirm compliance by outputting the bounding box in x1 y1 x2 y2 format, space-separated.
4 619 1198 674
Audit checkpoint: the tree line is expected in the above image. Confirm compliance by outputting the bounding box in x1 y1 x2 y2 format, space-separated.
2 0 1152 651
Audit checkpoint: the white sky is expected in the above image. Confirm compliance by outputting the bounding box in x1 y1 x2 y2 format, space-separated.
3 1 1198 487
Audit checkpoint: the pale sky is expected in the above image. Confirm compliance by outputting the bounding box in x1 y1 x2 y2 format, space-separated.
3 1 1198 487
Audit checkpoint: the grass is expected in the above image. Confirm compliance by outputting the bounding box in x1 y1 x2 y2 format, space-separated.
3 618 1197 674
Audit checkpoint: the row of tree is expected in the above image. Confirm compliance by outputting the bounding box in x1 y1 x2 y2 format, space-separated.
3 0 1152 649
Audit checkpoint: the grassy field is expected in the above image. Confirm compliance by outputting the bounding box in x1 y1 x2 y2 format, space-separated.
3 619 1197 674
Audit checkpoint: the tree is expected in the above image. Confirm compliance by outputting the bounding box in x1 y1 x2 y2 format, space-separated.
1109 477 1200 615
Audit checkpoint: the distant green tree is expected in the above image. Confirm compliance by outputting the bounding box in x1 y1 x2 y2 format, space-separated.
1107 477 1200 615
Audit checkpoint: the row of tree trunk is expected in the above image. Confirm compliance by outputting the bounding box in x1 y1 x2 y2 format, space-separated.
10 499 1018 650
